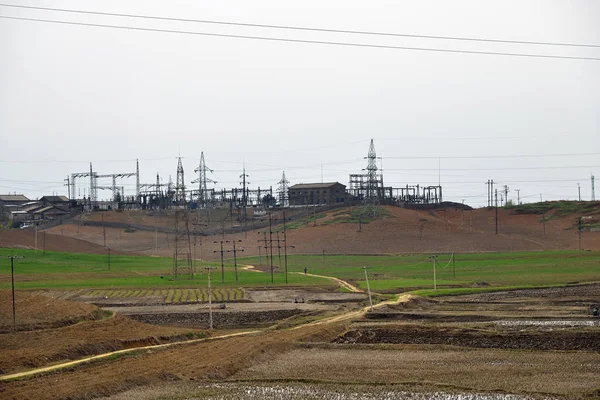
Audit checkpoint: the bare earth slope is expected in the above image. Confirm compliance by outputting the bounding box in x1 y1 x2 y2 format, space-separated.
1 204 596 256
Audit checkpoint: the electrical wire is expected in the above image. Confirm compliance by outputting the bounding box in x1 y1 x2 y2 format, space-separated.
1 3 599 49
1 15 599 61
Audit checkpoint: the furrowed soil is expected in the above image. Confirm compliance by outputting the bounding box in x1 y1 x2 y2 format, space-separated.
0 290 100 332
2 285 599 399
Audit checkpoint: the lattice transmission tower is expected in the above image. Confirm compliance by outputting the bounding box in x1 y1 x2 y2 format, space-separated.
365 139 380 205
277 171 290 207
172 209 193 279
192 152 216 209
175 157 186 204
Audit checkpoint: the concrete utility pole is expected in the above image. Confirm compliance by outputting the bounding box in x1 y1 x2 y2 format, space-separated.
363 266 373 311
578 217 583 251
429 255 438 291
213 241 225 284
503 185 509 205
516 189 520 205
269 212 274 284
283 211 288 284
495 189 499 235
228 240 243 284
578 183 581 202
7 256 24 331
592 175 596 201
204 266 216 330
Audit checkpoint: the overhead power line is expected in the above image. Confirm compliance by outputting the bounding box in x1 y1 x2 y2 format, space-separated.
1 3 599 49
387 165 599 171
385 152 600 160
1 15 599 61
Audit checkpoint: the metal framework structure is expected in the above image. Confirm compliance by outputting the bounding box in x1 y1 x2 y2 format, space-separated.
175 157 186 205
70 161 140 207
172 209 193 279
192 152 216 209
277 171 290 207
348 140 389 202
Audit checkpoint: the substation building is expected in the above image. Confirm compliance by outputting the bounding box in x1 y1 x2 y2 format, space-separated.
288 182 349 206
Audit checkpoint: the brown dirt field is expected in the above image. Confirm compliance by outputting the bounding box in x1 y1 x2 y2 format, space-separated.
34 205 600 258
0 313 206 375
0 290 100 332
0 229 127 255
232 346 600 397
0 323 345 400
1 285 599 399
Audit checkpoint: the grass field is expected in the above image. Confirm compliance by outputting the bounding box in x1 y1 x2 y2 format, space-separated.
2 248 599 293
240 250 600 292
0 248 332 290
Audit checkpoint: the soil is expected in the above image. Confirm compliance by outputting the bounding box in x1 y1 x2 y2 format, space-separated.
0 290 100 332
334 324 600 351
0 313 205 374
13 205 593 257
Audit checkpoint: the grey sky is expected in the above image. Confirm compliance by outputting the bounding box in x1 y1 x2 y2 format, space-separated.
1 0 599 206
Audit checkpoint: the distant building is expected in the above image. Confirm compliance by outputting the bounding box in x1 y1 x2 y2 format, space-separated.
288 182 348 206
0 194 30 207
40 195 70 207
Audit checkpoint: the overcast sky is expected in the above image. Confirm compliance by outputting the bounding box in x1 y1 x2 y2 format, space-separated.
1 0 598 207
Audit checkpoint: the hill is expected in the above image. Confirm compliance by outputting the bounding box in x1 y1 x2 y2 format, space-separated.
2 202 598 257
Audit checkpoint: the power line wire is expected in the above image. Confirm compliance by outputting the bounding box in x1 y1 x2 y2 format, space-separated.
1 15 599 61
2 3 599 49
386 152 600 160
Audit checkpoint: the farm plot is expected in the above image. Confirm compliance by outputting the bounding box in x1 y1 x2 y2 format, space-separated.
35 287 247 304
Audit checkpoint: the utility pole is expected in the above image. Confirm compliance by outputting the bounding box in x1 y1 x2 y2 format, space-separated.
592 175 596 201
204 266 216 330
516 189 520 205
269 212 274 284
8 255 24 331
578 183 581 202
495 189 498 235
578 217 583 251
503 185 509 205
363 266 373 311
213 241 225 284
283 211 289 284
228 240 243 284
102 213 106 247
429 255 438 291
276 232 282 275
64 176 71 209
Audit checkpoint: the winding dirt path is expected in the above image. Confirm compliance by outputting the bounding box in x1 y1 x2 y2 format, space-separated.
0 269 381 382
0 329 262 381
291 271 363 293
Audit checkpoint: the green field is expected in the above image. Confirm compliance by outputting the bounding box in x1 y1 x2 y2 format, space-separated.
240 251 600 292
0 248 331 290
2 248 599 293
